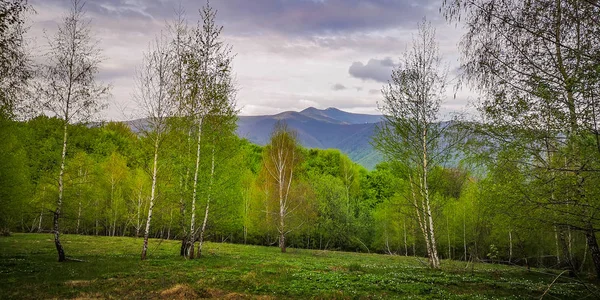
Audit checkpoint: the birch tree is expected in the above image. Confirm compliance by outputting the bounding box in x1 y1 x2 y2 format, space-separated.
196 106 237 258
36 0 109 261
263 122 302 253
182 2 236 259
373 22 452 269
166 8 193 257
135 32 176 260
442 0 600 277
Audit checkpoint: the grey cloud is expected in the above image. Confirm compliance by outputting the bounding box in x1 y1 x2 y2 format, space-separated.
212 0 443 36
332 83 347 91
27 0 464 119
369 89 381 95
349 58 398 83
33 0 442 37
379 57 397 67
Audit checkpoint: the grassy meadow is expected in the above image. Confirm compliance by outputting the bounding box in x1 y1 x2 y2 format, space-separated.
0 233 597 299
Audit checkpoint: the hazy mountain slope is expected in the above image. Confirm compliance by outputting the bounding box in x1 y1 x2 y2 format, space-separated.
237 107 383 169
302 107 383 124
124 107 384 169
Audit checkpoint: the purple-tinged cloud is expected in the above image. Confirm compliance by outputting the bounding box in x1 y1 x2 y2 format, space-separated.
349 57 398 83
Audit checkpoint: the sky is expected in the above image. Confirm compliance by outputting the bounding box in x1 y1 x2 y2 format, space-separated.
26 0 476 121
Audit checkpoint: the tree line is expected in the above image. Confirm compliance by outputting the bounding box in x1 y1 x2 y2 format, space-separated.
1 0 599 278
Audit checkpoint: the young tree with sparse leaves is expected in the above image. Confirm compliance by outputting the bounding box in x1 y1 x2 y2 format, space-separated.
135 32 176 260
262 122 303 253
36 0 109 261
373 21 453 269
181 2 236 259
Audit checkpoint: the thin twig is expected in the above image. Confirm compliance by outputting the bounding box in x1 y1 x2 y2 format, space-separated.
540 270 568 300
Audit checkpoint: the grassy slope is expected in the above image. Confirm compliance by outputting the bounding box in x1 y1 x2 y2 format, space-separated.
0 234 595 299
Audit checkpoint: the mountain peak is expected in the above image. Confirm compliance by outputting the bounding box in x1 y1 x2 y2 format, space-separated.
301 107 320 113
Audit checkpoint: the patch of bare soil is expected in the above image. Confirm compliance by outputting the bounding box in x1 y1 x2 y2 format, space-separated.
160 284 198 299
65 280 93 287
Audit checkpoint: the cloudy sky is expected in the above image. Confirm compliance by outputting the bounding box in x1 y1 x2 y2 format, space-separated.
27 0 475 121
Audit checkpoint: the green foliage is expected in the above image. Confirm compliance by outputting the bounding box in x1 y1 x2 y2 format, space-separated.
3 112 600 276
0 119 30 231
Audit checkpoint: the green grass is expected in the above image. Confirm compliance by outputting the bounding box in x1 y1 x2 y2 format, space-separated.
0 234 597 299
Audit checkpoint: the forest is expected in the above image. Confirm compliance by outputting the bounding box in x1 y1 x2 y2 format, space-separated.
1 0 600 288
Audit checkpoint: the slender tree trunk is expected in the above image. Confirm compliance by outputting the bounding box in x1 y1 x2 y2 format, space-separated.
38 208 43 233
568 227 572 255
279 197 286 253
585 227 600 278
54 121 68 262
422 137 440 268
179 173 188 256
278 162 286 253
447 215 451 260
558 226 577 276
197 145 215 257
580 240 588 273
413 225 416 256
421 196 433 266
463 208 467 261
110 177 116 237
410 174 431 261
136 186 143 237
279 167 286 253
555 226 561 264
188 118 203 258
509 228 513 263
76 168 82 234
403 218 408 256
345 185 350 233
112 210 117 237
167 209 172 240
141 137 160 260
76 200 82 234
243 186 249 244
279 223 286 253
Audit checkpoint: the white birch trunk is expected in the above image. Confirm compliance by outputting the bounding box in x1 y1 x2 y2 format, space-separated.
197 144 215 257
141 137 160 260
38 209 43 233
278 161 286 253
53 120 68 262
423 127 440 268
410 175 431 262
187 118 203 258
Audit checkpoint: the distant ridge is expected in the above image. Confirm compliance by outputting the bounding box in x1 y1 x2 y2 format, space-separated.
122 107 384 169
237 107 383 169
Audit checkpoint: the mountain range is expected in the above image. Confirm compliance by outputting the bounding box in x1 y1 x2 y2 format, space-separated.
237 107 383 169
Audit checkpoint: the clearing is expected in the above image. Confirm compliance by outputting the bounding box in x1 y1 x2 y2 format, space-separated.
0 234 597 299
